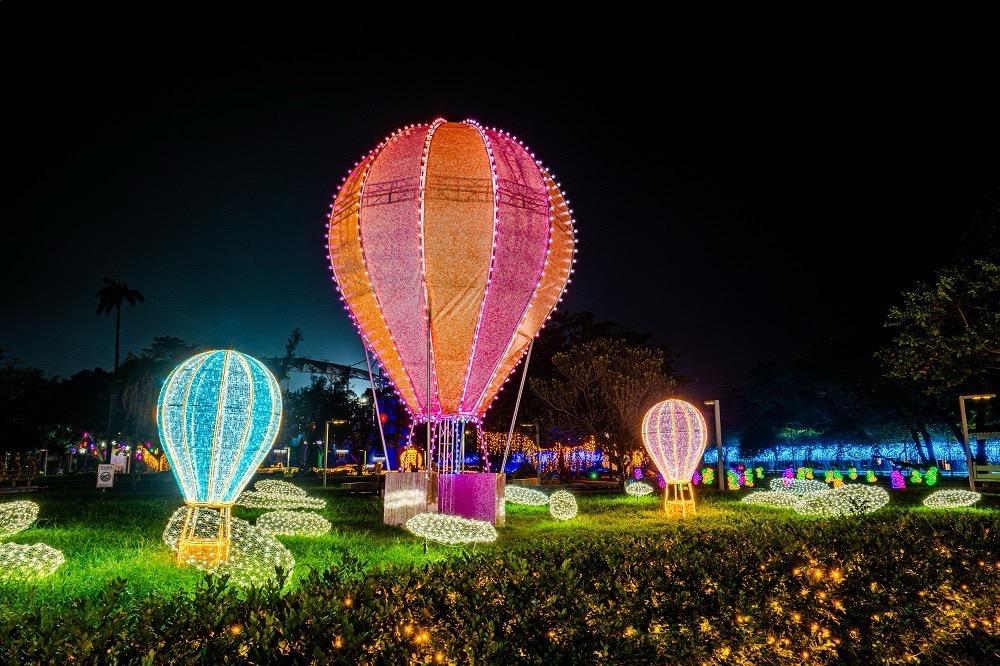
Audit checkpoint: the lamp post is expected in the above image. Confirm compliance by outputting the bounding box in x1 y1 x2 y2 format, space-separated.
704 400 724 491
323 419 348 488
519 422 541 484
958 393 996 491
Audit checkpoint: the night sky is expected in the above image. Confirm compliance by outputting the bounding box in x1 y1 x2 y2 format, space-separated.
3 14 998 396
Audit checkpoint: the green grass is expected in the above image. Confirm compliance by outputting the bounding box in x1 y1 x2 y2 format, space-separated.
1 474 996 618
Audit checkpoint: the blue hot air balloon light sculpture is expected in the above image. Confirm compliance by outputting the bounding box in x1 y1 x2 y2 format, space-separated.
157 350 282 566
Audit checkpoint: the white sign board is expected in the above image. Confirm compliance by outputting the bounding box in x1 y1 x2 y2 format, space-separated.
110 453 127 473
97 464 114 488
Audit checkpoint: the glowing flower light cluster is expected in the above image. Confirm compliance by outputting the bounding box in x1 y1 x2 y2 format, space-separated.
0 501 64 580
504 486 550 506
769 478 828 495
403 513 497 546
922 489 982 509
163 507 294 585
0 500 38 539
548 490 578 521
741 491 804 509
625 481 654 497
795 485 890 517
256 510 331 537
237 479 326 510
158 350 283 506
0 543 65 581
890 469 906 490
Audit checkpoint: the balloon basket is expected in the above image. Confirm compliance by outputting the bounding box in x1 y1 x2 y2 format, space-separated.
177 504 232 567
663 482 696 518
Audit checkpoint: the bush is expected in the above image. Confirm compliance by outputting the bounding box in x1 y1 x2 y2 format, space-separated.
1 512 998 663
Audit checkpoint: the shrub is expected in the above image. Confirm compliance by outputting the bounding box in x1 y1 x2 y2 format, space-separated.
0 512 995 663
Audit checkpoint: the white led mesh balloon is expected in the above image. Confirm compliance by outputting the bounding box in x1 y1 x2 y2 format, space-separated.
641 399 708 483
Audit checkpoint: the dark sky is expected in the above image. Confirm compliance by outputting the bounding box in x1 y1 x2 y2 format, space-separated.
3 12 998 395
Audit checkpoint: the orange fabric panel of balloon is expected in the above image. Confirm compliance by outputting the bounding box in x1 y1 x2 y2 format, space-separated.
326 120 576 426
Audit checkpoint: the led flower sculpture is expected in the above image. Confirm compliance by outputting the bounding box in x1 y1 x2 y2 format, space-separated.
327 120 575 524
157 350 282 567
641 399 707 516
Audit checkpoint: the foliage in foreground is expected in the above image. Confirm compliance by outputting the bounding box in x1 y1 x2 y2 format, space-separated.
1 511 998 664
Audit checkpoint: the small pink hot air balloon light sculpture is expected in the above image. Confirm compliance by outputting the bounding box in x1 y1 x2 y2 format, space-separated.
641 399 708 517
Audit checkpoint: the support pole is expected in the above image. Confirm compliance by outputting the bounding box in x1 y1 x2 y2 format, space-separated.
426 308 432 470
364 346 391 471
502 339 535 474
959 396 976 492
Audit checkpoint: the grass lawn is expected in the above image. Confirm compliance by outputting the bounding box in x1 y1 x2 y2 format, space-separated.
1 473 997 618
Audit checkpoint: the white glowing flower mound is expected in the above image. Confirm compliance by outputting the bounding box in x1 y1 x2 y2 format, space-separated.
625 481 654 497
237 480 325 510
794 484 889 517
0 500 38 539
0 500 40 539
256 510 331 537
923 489 982 509
548 490 578 521
0 542 65 581
505 486 550 506
741 491 803 509
403 513 497 546
163 507 295 586
768 478 829 495
254 479 307 497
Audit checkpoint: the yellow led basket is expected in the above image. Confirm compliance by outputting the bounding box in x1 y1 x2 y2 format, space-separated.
641 399 708 518
156 350 282 567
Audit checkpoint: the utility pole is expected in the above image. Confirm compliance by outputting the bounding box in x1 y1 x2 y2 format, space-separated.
704 400 724 490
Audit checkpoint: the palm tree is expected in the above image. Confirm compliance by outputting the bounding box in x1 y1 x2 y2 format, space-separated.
96 278 144 448
96 278 144 374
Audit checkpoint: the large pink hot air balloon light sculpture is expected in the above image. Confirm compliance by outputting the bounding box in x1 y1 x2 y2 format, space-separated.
327 119 576 525
641 399 708 517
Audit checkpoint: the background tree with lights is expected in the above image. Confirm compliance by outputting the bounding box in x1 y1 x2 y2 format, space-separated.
531 338 680 483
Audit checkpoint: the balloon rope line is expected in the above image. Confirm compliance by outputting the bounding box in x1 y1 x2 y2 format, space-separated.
501 339 534 473
364 345 390 471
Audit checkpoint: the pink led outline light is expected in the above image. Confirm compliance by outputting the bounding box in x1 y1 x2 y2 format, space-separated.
355 127 421 412
471 129 578 416
458 119 500 414
415 118 446 425
326 123 432 421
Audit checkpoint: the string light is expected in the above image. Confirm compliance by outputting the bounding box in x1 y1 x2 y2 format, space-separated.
0 543 65 581
625 481 654 497
163 507 294 585
505 486 550 505
403 513 497 546
256 511 331 537
922 489 982 508
548 490 578 521
0 501 38 539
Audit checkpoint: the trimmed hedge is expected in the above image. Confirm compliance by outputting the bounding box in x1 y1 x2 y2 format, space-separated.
2 512 999 664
